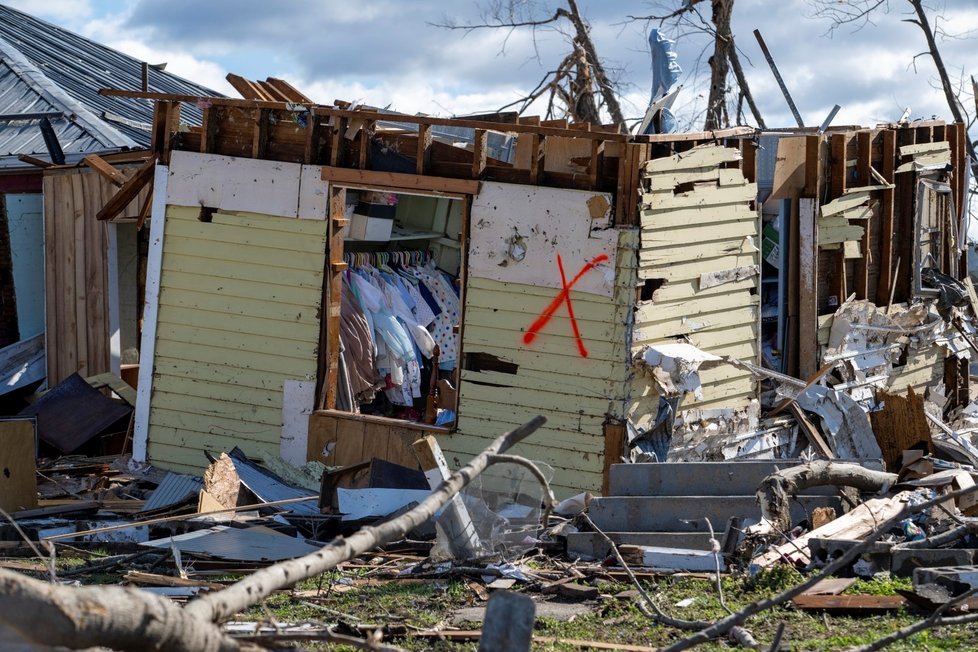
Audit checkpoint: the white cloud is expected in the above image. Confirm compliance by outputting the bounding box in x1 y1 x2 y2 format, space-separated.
4 0 93 24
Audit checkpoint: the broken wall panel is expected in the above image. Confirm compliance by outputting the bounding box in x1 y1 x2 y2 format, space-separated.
632 144 759 417
139 152 328 473
446 222 636 496
43 166 151 385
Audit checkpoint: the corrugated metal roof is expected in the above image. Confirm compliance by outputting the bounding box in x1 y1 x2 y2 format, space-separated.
228 448 321 516
141 471 203 512
0 3 220 167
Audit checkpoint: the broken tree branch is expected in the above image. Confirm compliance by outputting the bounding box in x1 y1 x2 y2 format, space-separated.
0 417 547 651
184 416 547 624
753 460 898 534
662 484 978 651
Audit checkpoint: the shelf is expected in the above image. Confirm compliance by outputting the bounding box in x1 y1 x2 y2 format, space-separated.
345 225 443 243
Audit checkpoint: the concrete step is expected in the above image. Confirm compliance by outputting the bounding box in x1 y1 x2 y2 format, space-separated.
588 494 842 532
608 460 882 497
566 531 716 561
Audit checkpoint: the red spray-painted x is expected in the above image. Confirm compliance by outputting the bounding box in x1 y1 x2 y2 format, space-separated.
522 253 609 358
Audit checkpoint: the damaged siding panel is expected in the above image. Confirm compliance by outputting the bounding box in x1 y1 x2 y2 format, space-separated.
147 203 327 472
449 185 634 495
634 144 758 414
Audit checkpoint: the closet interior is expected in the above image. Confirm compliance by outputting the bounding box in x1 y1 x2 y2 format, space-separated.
331 187 465 428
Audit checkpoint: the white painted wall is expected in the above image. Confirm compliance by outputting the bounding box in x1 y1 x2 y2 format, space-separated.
4 193 45 338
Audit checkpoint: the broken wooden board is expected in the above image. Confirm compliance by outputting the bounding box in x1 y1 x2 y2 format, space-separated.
619 544 724 572
0 420 38 512
754 492 909 567
791 594 907 612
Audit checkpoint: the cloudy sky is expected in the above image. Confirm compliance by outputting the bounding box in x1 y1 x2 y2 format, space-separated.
6 0 977 134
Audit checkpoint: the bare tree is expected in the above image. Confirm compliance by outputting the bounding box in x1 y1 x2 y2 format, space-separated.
435 0 628 131
629 1 766 130
810 0 978 176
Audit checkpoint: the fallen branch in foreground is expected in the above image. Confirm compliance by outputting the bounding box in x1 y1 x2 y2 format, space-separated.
0 416 547 652
849 586 978 652
662 483 978 652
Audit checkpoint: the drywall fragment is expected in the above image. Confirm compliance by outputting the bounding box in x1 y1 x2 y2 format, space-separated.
699 264 758 290
619 544 725 572
634 343 724 401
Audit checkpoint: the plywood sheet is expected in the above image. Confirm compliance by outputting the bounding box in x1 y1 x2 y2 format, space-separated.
0 420 37 512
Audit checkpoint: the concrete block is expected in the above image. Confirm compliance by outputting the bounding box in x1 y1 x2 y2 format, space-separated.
913 565 978 596
566 531 714 560
587 495 840 532
897 549 978 577
608 459 884 497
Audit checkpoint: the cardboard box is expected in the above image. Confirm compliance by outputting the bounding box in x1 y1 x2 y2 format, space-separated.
762 223 780 268
348 213 393 241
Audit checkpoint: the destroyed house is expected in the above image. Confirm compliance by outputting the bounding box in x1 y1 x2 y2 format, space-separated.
0 3 217 398
94 86 970 496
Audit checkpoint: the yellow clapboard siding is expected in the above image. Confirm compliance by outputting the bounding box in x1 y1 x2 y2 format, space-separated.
210 210 328 235
163 233 325 270
639 238 753 265
464 324 622 363
155 338 315 377
645 183 756 211
439 433 602 493
150 390 283 426
635 307 757 340
151 372 284 408
157 306 320 344
639 253 757 284
149 406 280 442
166 210 327 255
159 286 319 324
156 321 317 362
154 356 296 393
633 337 756 363
465 291 614 324
639 275 756 300
148 440 279 473
462 367 617 400
635 294 758 326
162 269 321 308
458 408 607 441
646 145 741 172
466 277 625 301
455 418 605 453
641 219 756 245
460 380 613 416
641 200 756 226
148 205 325 472
164 252 323 290
457 343 623 381
464 305 617 339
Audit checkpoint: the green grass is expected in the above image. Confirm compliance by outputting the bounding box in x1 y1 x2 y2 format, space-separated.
11 552 978 650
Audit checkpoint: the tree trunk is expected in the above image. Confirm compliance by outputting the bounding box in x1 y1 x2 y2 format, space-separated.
755 460 898 532
909 0 978 177
563 0 627 132
704 0 734 131
727 40 766 128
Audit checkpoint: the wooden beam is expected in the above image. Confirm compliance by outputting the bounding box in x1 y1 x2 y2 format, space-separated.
199 106 217 153
798 196 818 378
320 166 480 195
588 138 603 190
471 129 488 178
134 176 154 230
303 114 322 164
321 187 346 411
529 133 546 185
252 108 270 159
226 73 271 100
357 122 370 169
829 133 848 305
99 89 628 141
16 154 53 168
602 421 626 495
265 77 313 103
82 154 127 187
256 80 290 102
416 122 433 175
855 130 872 299
329 117 346 168
96 156 156 221
876 129 897 304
